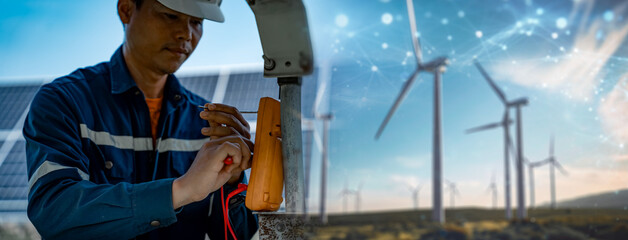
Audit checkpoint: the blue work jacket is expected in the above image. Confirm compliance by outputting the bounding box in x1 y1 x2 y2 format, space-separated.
23 47 258 240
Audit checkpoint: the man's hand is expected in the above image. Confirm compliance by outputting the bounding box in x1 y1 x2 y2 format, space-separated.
199 103 254 185
171 104 254 209
199 103 251 140
172 136 252 209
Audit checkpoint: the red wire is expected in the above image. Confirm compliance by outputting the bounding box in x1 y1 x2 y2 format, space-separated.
221 184 248 240
221 187 227 240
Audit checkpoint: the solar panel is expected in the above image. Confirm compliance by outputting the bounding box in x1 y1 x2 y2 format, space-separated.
223 72 279 117
0 141 28 201
178 74 219 102
0 86 39 129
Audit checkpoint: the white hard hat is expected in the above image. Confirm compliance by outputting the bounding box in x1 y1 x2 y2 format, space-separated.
156 0 224 23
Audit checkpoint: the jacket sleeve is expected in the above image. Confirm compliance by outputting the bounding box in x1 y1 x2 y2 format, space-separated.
24 84 178 240
206 172 259 239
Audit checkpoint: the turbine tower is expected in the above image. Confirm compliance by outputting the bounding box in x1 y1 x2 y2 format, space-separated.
473 60 529 220
486 175 498 209
466 114 513 219
407 183 423 209
354 182 363 212
543 136 568 209
375 0 450 223
445 180 460 208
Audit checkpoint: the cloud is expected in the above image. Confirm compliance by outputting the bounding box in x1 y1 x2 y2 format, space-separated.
390 174 422 189
599 74 628 144
490 2 628 101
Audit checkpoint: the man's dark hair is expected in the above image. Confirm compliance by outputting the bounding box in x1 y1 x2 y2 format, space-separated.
133 0 144 9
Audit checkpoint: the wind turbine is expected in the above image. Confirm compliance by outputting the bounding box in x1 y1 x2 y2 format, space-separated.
339 180 354 213
354 182 363 212
445 180 460 208
466 114 513 219
473 60 529 219
407 183 423 209
375 0 450 223
486 175 498 209
318 113 333 222
543 136 568 209
527 158 549 209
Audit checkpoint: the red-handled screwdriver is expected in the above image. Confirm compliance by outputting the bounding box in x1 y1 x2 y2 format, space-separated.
224 156 233 165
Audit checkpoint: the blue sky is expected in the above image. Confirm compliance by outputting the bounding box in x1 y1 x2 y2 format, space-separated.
1 0 627 213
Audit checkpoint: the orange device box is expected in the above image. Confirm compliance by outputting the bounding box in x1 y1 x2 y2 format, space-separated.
245 97 283 211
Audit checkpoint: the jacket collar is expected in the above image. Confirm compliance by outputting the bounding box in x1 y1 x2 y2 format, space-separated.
109 46 137 95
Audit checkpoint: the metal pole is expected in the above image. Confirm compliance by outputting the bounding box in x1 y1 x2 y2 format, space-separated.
504 111 512 219
432 72 444 224
516 106 527 219
278 77 305 214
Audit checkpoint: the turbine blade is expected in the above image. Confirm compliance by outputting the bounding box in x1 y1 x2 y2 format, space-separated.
531 158 551 167
554 159 568 175
466 122 502 134
473 60 508 104
375 69 421 139
406 0 422 64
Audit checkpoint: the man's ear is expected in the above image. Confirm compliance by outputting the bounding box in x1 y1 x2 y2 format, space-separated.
118 0 135 25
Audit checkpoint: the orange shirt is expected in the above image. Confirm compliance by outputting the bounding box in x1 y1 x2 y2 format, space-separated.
145 97 163 143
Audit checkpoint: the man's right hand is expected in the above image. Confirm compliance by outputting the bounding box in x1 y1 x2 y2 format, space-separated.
171 135 251 209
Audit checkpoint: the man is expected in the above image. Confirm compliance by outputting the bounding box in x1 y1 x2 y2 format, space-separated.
23 0 258 239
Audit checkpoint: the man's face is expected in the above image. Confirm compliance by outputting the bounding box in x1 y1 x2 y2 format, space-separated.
123 0 203 75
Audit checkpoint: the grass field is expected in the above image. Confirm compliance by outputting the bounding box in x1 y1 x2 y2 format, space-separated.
305 208 628 239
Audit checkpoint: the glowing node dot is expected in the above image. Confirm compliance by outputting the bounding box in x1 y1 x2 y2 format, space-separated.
447 35 452 41
441 18 449 25
379 0 391 2
371 66 379 72
335 14 349 28
382 43 389 49
536 8 544 15
560 46 565 51
458 11 465 18
604 10 614 22
502 45 508 50
406 51 412 57
556 18 568 29
552 32 558 39
381 13 393 25
475 31 483 38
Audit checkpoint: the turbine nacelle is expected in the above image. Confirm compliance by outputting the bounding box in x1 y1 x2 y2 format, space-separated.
419 56 450 73
507 97 529 107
